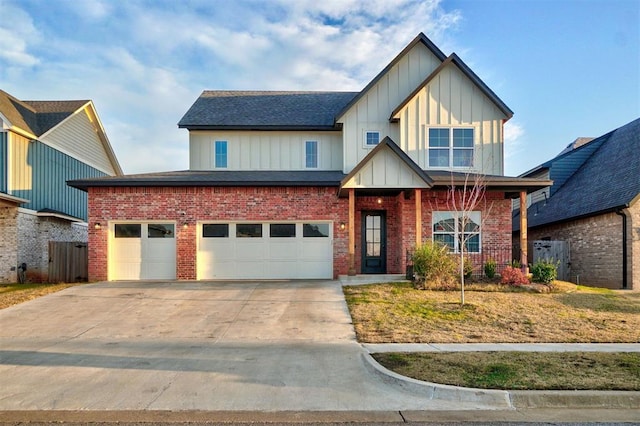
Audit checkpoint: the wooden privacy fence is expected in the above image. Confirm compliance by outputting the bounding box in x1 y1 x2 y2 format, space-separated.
532 240 571 281
48 241 88 283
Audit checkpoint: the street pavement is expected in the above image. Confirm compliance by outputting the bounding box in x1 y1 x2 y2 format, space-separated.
0 280 638 423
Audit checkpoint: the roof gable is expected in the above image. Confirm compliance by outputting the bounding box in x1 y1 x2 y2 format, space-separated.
520 117 640 229
178 91 358 130
340 137 433 195
335 33 447 122
390 53 513 121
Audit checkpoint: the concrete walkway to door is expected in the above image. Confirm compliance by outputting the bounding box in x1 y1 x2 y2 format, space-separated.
0 280 496 411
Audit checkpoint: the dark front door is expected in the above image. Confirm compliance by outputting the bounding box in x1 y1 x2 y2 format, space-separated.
361 211 386 274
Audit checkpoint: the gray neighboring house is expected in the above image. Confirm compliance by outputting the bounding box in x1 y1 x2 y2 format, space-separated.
513 118 640 289
0 90 122 283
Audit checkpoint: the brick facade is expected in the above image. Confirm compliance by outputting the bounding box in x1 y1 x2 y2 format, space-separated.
16 210 88 283
88 186 513 282
0 202 19 283
516 205 639 290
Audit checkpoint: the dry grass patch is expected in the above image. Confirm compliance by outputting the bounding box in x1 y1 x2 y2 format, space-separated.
0 283 83 309
373 352 640 390
343 282 640 343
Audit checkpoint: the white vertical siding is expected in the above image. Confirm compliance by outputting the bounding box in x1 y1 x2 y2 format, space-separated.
394 63 507 175
39 108 117 175
189 131 343 171
339 42 442 173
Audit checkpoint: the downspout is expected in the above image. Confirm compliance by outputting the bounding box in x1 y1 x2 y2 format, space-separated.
615 209 628 289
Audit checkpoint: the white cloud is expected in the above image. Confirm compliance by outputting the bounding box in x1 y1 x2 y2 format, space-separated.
0 4 40 67
1 0 464 174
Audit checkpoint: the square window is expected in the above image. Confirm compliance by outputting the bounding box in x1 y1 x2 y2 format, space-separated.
270 223 296 237
236 223 262 238
215 140 227 168
428 128 474 168
203 224 229 238
365 131 380 146
114 224 141 238
305 141 318 168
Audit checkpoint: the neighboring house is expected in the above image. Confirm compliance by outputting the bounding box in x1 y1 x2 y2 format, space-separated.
513 118 640 289
0 90 122 283
69 33 549 282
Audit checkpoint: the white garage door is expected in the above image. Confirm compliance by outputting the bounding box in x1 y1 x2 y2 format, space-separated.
110 223 177 280
198 222 333 280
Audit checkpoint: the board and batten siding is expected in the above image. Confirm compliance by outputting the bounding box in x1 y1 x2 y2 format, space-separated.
189 131 343 170
338 42 442 173
0 131 7 193
40 107 117 175
395 63 507 175
342 147 429 189
9 134 106 221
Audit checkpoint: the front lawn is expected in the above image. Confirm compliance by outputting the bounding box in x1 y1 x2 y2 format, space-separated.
343 281 640 343
373 351 640 390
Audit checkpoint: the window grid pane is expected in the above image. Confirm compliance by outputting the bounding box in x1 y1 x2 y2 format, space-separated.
270 223 296 238
365 131 380 146
203 224 229 238
236 224 262 238
148 224 174 238
303 223 329 237
115 224 141 238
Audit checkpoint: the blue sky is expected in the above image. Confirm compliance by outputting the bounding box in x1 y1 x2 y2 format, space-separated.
1 0 638 176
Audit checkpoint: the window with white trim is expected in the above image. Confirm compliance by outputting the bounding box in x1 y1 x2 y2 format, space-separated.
305 140 318 168
432 211 481 253
428 128 474 168
364 131 380 147
215 140 227 168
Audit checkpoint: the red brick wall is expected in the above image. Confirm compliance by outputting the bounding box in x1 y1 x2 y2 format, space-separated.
88 186 512 281
88 186 350 281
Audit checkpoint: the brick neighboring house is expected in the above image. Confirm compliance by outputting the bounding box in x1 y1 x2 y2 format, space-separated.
69 33 550 282
513 118 640 289
0 90 122 283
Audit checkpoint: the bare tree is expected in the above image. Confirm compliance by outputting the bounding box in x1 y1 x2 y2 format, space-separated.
445 172 492 305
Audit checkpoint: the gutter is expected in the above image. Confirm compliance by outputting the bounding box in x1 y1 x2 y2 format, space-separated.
615 209 628 289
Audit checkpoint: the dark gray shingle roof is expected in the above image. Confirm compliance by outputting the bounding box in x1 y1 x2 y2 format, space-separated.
68 170 348 191
178 91 359 130
515 118 640 230
0 90 88 136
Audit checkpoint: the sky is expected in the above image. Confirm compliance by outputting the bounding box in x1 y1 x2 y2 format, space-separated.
1 0 638 176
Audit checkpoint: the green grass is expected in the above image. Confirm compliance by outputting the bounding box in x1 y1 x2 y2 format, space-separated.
373 352 640 390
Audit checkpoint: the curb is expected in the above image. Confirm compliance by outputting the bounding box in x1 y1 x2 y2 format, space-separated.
363 352 640 410
361 352 513 409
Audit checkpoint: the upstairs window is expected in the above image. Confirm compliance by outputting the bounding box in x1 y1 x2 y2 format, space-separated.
432 211 481 253
215 140 227 168
428 128 474 168
364 131 380 147
305 140 318 168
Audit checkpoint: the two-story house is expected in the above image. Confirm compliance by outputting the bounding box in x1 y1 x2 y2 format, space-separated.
0 90 122 283
70 33 550 282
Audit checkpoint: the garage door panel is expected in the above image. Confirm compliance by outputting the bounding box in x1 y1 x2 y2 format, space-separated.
110 223 176 281
198 222 332 280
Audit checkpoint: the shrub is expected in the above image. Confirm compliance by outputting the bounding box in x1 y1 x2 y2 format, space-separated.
462 257 474 279
500 266 530 286
412 241 457 289
484 258 497 279
531 259 558 284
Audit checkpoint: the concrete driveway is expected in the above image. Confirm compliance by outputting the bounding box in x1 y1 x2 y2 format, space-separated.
0 280 481 411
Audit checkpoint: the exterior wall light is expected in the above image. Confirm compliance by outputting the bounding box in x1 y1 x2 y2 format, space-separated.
94 223 101 230
377 197 383 205
339 222 346 230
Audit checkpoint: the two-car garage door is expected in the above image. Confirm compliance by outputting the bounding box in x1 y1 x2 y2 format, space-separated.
198 222 333 280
